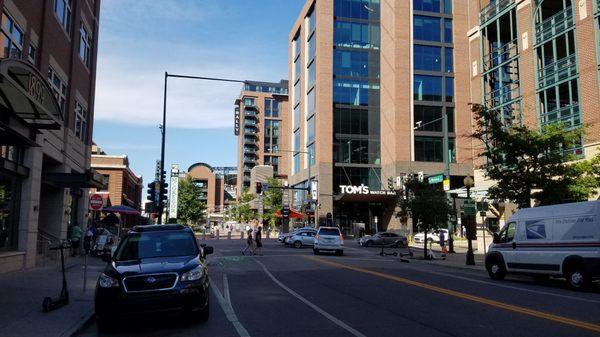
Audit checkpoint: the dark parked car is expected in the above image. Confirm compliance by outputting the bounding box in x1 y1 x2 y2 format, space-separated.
359 232 407 247
95 224 213 330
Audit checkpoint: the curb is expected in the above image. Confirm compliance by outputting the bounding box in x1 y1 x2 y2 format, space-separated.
62 308 95 337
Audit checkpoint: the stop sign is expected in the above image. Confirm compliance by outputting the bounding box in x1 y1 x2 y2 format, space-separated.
89 194 104 211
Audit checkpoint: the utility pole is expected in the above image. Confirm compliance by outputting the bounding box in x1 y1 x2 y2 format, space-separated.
443 112 455 253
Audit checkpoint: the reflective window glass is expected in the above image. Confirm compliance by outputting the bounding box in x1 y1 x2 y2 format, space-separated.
414 16 440 42
414 75 443 101
445 48 453 73
444 19 453 43
414 45 442 72
334 20 380 49
413 0 441 12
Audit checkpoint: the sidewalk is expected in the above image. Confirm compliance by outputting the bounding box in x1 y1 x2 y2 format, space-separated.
408 243 486 272
0 255 105 337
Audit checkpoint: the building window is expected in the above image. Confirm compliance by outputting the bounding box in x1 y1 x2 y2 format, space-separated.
444 19 453 43
333 49 377 78
307 34 316 64
1 12 23 59
307 61 315 89
265 98 279 117
307 143 315 166
333 79 380 106
307 115 315 143
79 23 92 67
445 48 453 73
445 77 454 102
48 67 68 114
307 7 316 37
413 0 441 12
334 21 380 49
244 97 254 106
307 89 316 118
413 16 441 42
414 75 443 101
293 153 300 175
294 104 301 130
28 43 37 65
414 45 442 72
414 137 443 162
334 0 380 20
74 102 88 142
54 0 72 33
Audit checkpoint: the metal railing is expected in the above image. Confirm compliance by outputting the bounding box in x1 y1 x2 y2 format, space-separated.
482 38 519 73
535 7 574 45
539 104 581 128
537 54 578 89
484 84 520 108
480 0 514 24
36 230 61 266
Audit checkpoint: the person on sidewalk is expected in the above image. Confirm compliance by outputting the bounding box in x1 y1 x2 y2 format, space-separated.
242 228 254 255
439 230 447 257
68 224 83 256
253 226 263 255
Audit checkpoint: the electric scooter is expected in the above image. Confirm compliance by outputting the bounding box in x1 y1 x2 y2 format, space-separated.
42 240 71 312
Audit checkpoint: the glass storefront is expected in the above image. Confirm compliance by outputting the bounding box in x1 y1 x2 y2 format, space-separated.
0 173 20 251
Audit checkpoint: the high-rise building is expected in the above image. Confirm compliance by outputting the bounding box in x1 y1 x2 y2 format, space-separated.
287 0 474 235
0 0 102 272
469 0 600 185
234 80 289 196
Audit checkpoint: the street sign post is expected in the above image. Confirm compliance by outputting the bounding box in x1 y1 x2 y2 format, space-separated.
463 199 476 216
427 174 444 184
89 194 103 211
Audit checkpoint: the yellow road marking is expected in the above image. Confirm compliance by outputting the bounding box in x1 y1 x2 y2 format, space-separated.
305 256 600 334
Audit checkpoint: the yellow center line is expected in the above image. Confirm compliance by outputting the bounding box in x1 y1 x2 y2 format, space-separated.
305 256 600 334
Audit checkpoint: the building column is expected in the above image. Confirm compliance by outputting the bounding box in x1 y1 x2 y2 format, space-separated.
17 143 43 268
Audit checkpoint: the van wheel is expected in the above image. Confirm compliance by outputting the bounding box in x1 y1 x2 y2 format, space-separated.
565 265 589 290
293 241 302 249
486 257 506 280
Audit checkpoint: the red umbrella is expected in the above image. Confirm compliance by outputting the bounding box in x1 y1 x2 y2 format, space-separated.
103 205 140 215
274 208 304 219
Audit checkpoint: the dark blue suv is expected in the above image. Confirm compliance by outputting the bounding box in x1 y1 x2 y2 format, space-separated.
95 225 213 330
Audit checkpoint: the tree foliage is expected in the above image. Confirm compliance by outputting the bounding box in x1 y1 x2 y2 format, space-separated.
470 104 598 207
396 175 449 258
229 189 256 225
262 178 283 229
177 175 206 229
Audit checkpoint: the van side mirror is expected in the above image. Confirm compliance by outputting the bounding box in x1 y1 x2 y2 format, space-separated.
492 233 500 244
202 246 214 258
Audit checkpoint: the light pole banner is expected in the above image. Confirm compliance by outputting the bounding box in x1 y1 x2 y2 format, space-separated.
169 164 179 219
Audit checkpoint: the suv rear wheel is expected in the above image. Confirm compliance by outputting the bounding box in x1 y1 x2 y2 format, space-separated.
486 256 506 280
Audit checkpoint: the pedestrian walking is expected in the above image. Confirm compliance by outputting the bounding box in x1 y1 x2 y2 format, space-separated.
439 230 447 256
241 228 254 255
68 224 83 256
254 226 263 255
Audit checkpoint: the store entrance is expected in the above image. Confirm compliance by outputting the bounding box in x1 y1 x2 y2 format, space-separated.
334 202 384 239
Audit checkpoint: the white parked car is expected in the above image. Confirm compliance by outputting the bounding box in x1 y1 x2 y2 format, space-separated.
314 227 343 256
413 229 449 245
289 230 317 248
486 201 600 290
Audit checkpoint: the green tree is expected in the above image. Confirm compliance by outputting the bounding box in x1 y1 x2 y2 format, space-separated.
396 175 449 258
470 104 590 208
262 178 283 230
230 189 256 225
177 175 206 230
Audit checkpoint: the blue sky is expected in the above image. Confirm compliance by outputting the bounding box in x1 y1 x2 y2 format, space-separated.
93 0 305 191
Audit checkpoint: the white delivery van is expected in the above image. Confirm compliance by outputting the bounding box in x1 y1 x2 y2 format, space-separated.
485 200 600 289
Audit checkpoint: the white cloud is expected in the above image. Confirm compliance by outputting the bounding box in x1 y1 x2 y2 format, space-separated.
94 0 288 129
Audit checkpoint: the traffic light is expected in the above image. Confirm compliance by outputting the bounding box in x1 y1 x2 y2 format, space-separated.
147 182 157 204
256 182 263 195
159 181 169 207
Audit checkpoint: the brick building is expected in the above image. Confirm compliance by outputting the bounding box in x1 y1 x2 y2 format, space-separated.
184 163 236 226
0 0 101 272
235 80 290 196
286 0 474 235
90 143 143 228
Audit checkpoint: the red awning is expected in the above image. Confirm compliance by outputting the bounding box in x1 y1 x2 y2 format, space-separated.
274 208 304 219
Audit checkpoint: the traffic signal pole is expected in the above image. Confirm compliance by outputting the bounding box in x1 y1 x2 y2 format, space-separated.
157 72 245 224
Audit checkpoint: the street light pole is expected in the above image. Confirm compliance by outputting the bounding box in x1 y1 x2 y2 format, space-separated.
157 72 245 224
464 175 475 265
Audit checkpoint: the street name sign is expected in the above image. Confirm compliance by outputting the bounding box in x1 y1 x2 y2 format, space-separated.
428 174 444 184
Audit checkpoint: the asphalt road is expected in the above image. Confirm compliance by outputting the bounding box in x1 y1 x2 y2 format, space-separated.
77 238 600 337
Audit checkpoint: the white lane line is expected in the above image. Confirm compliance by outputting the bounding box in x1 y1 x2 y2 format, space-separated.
254 259 367 337
209 275 251 337
406 266 600 304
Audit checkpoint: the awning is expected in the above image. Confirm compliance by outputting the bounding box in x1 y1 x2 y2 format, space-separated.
275 208 304 219
333 192 396 203
43 169 107 189
0 58 62 130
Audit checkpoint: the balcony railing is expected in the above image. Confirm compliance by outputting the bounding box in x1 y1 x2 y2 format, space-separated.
482 38 519 73
537 54 578 89
535 7 574 45
244 110 258 119
244 120 258 127
484 84 520 108
539 104 581 128
243 128 258 135
244 139 258 146
243 157 257 164
480 0 514 24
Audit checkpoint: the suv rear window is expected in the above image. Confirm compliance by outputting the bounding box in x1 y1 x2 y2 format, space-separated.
115 231 198 261
319 228 341 236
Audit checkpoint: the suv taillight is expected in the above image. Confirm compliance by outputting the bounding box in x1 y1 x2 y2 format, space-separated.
339 234 344 244
316 234 320 240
